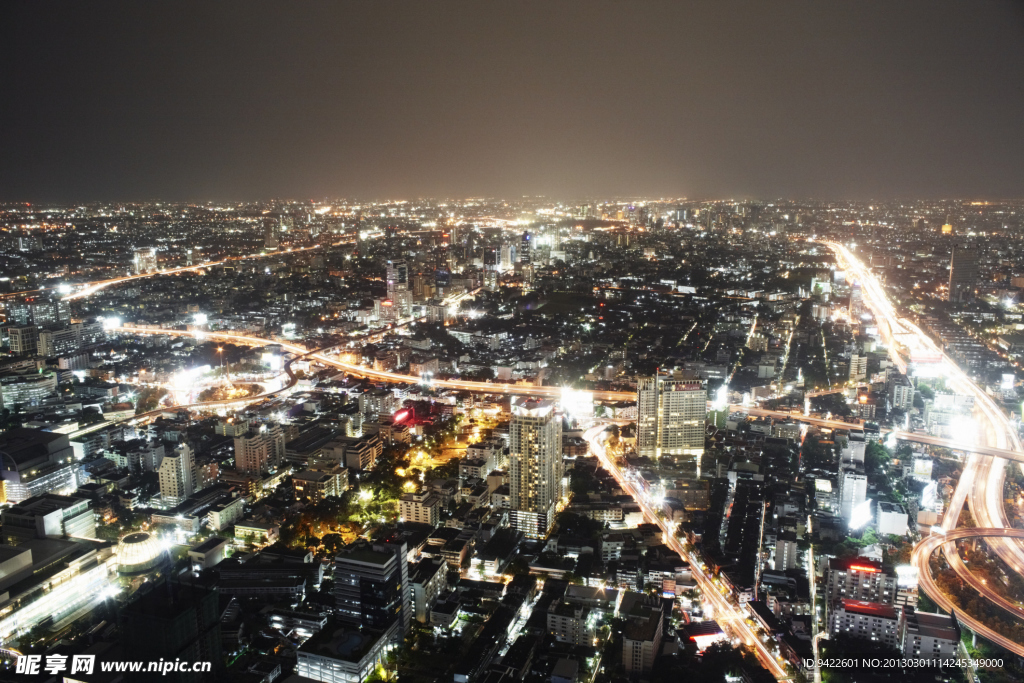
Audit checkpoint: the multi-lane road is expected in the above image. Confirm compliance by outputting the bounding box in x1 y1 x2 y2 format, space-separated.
912 527 1024 656
827 241 1024 655
583 426 791 679
1 238 354 304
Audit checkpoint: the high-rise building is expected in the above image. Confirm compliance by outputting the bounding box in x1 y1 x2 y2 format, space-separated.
333 538 410 636
838 465 867 526
4 326 38 356
636 370 707 461
386 260 409 295
848 354 867 382
521 231 531 264
265 222 279 249
133 247 158 275
948 240 978 303
509 398 562 540
37 328 78 357
386 260 412 315
849 282 866 320
828 600 902 651
120 582 222 682
6 299 71 329
522 263 535 290
499 242 516 272
159 443 195 506
233 424 285 474
826 557 897 604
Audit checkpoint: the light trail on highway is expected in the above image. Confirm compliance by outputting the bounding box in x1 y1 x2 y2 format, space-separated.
582 425 791 680
826 240 1024 654
62 240 353 301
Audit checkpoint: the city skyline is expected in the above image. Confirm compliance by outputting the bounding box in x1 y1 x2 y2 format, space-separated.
2 3 1024 682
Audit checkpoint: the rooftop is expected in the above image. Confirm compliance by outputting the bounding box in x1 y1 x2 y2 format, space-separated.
839 599 899 620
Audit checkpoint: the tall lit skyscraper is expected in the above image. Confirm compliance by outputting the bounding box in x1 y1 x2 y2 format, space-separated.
520 231 531 264
483 248 498 291
499 242 516 272
849 282 865 320
386 260 409 295
636 370 707 461
509 398 562 539
386 260 411 315
159 443 195 506
839 465 868 527
948 240 978 303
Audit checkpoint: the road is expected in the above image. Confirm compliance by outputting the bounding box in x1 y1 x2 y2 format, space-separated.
912 527 1024 657
67 331 354 439
1 238 355 304
583 426 791 680
827 240 1024 654
110 324 637 402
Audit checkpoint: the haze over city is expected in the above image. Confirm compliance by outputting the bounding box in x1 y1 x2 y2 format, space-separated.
1 4 1024 683
3 1 1024 202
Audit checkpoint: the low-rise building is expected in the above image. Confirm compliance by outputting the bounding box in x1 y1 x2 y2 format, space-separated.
901 608 960 659
1 493 96 544
400 489 442 526
293 465 349 503
234 521 280 547
828 599 902 650
547 602 596 646
188 536 231 569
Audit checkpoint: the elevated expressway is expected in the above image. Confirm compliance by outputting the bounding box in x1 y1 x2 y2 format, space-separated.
827 241 1024 654
913 528 1024 656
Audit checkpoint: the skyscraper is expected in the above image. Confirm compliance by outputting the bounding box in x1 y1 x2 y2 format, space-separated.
499 242 516 272
520 231 531 264
159 443 195 506
120 582 222 683
386 260 412 315
386 260 409 295
233 424 285 474
948 240 978 303
333 537 410 637
636 370 707 461
483 248 498 291
849 282 865 320
509 398 562 539
839 465 868 526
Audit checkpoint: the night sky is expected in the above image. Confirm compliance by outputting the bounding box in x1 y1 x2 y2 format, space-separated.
2 1 1023 202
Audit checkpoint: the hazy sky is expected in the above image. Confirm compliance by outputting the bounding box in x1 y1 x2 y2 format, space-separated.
2 1 1023 202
